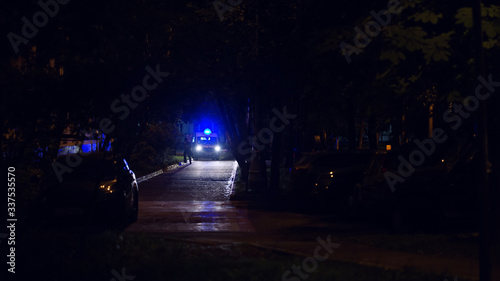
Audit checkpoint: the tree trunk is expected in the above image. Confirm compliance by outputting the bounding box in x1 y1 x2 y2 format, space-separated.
473 0 492 280
368 114 378 150
217 99 250 183
390 115 402 149
248 94 268 192
270 131 282 192
428 103 434 138
358 121 364 149
401 113 407 145
348 110 356 150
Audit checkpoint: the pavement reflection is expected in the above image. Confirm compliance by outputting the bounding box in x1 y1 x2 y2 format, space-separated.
126 200 254 233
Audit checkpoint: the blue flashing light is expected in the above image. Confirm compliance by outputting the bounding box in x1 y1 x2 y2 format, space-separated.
204 128 212 135
81 144 91 153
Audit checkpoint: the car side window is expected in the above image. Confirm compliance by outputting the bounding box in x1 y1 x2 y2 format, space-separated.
116 160 130 177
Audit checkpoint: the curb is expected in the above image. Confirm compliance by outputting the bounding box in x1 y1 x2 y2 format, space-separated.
228 161 239 198
137 169 163 183
136 162 191 183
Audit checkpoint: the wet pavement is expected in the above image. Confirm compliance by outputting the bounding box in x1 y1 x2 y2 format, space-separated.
126 160 256 233
126 200 255 233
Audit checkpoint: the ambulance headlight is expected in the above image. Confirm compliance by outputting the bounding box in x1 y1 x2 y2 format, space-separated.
215 146 221 152
196 145 202 151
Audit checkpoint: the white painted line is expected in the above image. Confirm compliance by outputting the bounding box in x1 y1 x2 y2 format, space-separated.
228 161 238 197
137 169 163 183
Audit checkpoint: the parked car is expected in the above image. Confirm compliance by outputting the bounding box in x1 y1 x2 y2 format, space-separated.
42 153 139 224
290 150 387 213
365 138 479 231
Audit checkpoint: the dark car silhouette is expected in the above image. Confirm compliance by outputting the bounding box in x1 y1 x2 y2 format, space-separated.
291 150 386 213
42 153 139 224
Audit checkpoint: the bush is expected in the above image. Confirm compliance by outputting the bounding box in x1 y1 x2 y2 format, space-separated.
129 122 181 177
129 141 161 177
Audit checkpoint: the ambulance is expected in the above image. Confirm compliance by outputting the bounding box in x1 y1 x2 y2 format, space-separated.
192 128 221 160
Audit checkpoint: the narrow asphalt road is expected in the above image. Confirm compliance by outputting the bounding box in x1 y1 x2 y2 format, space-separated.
126 160 256 233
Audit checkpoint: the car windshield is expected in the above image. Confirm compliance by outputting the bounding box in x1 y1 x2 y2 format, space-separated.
312 153 371 168
62 159 116 181
197 136 218 145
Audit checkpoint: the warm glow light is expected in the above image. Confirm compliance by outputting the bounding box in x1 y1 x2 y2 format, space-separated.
99 180 116 193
